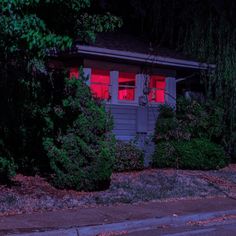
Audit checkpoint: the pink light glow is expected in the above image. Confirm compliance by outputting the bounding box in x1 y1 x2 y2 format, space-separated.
90 69 110 100
148 75 166 103
69 68 79 79
118 72 135 100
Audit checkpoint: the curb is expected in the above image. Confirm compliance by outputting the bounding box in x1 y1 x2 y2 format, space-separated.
8 209 236 236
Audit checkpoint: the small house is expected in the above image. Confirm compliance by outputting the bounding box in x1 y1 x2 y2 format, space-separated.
51 34 211 143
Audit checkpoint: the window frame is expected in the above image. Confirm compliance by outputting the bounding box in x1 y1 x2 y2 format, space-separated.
90 68 111 101
117 72 136 102
148 75 166 104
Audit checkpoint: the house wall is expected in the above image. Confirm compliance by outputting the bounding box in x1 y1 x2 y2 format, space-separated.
106 105 159 139
50 55 177 163
57 56 176 142
83 65 176 142
84 58 176 77
106 104 137 140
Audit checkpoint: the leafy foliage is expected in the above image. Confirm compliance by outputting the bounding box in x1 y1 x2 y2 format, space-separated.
43 76 115 191
0 1 121 189
0 157 16 184
176 98 225 143
0 0 122 61
114 141 144 172
102 0 236 159
153 99 228 170
153 139 228 170
155 99 225 144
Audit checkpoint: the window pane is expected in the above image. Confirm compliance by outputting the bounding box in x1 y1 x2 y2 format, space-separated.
91 84 110 99
148 76 166 103
118 87 135 100
118 72 135 101
90 69 110 100
91 69 110 84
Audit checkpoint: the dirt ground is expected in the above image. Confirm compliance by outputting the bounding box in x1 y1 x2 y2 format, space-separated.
1 165 236 216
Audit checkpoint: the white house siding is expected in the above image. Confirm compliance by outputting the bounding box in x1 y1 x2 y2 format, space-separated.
106 104 161 141
106 104 137 140
148 106 159 134
84 68 176 142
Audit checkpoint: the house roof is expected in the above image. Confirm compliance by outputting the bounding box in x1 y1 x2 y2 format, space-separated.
87 33 187 59
57 33 215 71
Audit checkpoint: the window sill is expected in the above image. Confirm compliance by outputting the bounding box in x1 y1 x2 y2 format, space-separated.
106 100 138 106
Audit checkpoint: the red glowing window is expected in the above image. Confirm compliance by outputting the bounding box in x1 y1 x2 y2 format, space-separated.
90 69 110 100
148 76 166 103
69 67 79 79
118 72 135 101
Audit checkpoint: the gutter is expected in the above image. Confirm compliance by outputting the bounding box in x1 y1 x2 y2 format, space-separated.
75 45 215 70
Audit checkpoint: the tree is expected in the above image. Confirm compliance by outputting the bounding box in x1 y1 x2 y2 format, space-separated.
0 1 121 182
100 0 236 159
43 76 115 191
0 0 122 65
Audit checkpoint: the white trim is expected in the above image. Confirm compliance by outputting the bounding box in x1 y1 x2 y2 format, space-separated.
116 71 138 105
165 77 176 107
110 71 118 104
136 74 145 105
83 68 91 86
76 45 215 70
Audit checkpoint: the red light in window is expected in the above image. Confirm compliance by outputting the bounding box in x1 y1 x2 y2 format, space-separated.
90 69 110 100
148 76 166 103
118 87 135 100
118 72 135 101
69 68 79 79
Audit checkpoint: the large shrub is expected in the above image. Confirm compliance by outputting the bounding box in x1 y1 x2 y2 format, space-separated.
153 138 228 170
154 99 225 144
114 141 144 172
154 105 189 142
0 157 16 184
0 0 121 185
176 98 225 142
43 76 115 191
153 99 228 170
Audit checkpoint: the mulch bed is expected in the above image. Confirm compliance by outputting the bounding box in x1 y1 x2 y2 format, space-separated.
1 165 236 216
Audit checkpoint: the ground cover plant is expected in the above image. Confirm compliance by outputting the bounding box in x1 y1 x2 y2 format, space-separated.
153 139 227 170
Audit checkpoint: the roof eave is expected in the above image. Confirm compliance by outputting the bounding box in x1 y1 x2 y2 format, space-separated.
75 45 215 71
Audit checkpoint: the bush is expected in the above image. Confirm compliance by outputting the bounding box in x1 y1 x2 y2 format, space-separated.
154 99 228 169
0 69 56 175
0 157 16 184
154 98 226 144
43 76 115 191
154 104 190 142
114 141 144 172
153 138 228 170
176 97 225 141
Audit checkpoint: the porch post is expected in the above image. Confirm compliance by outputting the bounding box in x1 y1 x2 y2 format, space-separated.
83 68 91 86
110 71 119 104
135 74 144 104
165 77 176 108
136 74 148 133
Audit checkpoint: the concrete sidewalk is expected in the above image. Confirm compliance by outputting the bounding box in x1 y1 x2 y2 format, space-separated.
1 197 236 235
